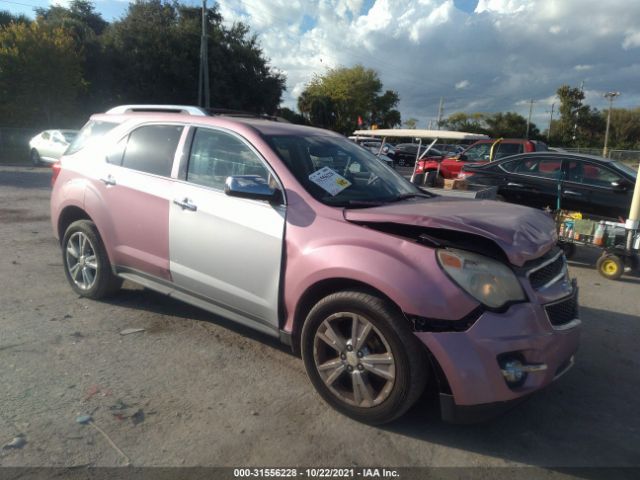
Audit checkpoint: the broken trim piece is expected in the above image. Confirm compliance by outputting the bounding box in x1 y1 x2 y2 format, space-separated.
407 306 484 333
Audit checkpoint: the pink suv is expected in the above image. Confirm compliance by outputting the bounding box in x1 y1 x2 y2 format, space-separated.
51 105 580 424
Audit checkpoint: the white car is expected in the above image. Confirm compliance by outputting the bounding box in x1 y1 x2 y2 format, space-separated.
29 129 78 165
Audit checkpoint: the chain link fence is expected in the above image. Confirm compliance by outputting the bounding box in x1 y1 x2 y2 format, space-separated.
0 127 40 164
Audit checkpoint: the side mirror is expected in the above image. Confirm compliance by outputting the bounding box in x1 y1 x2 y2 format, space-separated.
611 180 629 191
224 175 280 202
457 154 468 162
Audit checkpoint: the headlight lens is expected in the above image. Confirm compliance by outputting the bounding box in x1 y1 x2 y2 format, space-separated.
437 248 525 309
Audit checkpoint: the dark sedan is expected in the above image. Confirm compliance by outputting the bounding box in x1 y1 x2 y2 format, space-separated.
394 143 444 167
460 152 637 220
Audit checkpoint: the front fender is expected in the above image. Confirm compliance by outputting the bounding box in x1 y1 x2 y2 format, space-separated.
283 219 479 333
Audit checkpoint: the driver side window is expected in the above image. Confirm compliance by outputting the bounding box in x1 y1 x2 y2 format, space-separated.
186 128 270 191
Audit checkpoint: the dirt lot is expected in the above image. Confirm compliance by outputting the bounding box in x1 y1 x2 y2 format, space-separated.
1 166 639 473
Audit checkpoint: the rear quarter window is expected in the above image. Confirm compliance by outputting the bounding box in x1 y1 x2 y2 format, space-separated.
66 120 119 155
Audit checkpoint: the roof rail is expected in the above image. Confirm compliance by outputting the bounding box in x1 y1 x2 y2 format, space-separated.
105 105 208 116
206 107 286 122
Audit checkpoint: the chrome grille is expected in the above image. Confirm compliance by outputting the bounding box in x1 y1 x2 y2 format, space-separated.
527 250 566 290
545 292 578 327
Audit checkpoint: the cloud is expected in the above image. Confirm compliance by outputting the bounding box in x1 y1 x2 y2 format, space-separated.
216 0 640 127
622 30 640 49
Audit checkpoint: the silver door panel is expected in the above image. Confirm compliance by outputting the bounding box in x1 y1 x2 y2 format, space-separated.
169 184 285 330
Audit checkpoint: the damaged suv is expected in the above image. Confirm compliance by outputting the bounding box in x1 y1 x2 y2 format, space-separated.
51 105 580 424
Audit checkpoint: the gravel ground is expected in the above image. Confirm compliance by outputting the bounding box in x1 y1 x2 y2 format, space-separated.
0 166 639 473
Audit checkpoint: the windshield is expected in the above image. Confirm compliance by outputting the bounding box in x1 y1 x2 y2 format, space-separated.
613 161 638 178
266 134 426 207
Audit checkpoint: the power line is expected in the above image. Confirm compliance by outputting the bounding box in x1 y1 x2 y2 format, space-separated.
0 0 41 8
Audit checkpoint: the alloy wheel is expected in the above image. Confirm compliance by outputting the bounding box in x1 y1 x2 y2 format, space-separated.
313 312 396 408
65 231 98 290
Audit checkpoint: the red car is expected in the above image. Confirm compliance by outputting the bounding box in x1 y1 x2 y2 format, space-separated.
414 139 548 182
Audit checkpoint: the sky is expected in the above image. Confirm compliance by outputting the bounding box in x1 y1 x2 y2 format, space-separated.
3 0 640 129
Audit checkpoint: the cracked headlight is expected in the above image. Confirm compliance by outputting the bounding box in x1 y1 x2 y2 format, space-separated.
437 248 526 309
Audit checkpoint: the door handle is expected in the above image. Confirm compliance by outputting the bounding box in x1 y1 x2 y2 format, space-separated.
100 175 116 186
173 198 198 211
507 182 524 188
563 190 582 197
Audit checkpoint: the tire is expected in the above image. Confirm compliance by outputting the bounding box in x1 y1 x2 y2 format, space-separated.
61 220 122 299
495 194 506 202
559 242 576 260
411 172 425 185
596 254 624 280
30 149 41 166
301 290 427 424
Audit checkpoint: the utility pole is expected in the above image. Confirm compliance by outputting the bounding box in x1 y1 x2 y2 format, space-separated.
525 99 534 139
603 91 620 157
427 120 433 130
436 97 444 130
547 102 555 142
198 0 210 109
572 80 584 142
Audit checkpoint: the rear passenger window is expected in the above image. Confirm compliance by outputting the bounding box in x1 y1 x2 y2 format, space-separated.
495 143 523 159
509 158 562 178
186 128 269 190
121 125 183 177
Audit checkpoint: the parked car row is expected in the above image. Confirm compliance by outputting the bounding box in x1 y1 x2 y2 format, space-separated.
50 105 580 425
413 138 549 181
459 152 637 220
348 136 471 169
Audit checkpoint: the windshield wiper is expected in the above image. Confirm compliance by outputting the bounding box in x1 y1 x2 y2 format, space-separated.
387 192 433 203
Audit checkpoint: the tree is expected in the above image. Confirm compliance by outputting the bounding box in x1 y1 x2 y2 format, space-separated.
403 118 418 129
100 1 285 113
36 0 107 37
608 108 640 150
440 112 488 134
0 10 31 28
0 21 85 127
298 65 401 134
35 1 108 116
555 84 604 146
276 107 308 125
485 112 539 138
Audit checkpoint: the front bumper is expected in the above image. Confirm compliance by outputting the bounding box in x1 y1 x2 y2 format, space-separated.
415 296 580 422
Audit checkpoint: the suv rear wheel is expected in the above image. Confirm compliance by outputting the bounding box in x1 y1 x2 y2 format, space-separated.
62 220 122 299
301 290 427 424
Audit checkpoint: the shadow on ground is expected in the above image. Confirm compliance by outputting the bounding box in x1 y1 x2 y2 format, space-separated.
0 167 51 189
103 285 293 356
99 284 640 475
385 304 640 476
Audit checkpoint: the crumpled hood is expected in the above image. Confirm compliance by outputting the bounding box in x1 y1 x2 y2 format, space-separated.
344 197 557 266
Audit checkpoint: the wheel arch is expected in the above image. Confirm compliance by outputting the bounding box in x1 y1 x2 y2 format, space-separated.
57 205 117 273
288 278 453 398
289 278 408 356
57 205 92 244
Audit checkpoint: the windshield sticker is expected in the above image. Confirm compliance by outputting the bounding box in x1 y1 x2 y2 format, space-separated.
309 167 352 196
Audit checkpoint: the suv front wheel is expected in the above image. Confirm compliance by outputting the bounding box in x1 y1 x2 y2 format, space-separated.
62 220 122 299
301 290 427 424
